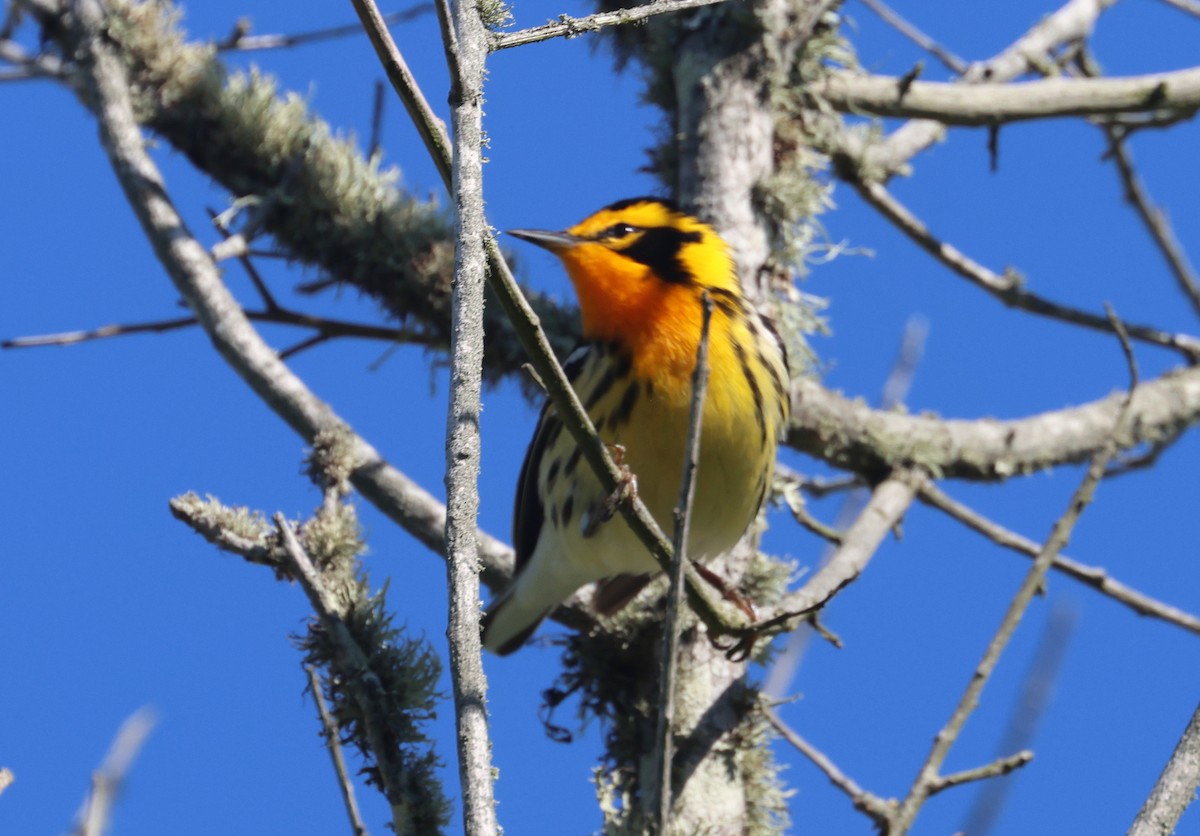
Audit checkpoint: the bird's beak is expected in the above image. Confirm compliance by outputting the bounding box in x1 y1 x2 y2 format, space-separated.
507 228 584 253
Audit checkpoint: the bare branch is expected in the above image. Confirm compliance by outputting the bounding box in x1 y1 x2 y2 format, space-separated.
490 0 727 51
3 309 434 353
426 0 499 830
765 706 893 827
0 37 67 82
4 316 199 348
857 0 967 74
349 0 452 192
917 481 1200 636
1128 700 1200 835
854 0 1122 177
819 65 1200 125
839 170 1200 357
962 603 1076 835
1105 131 1200 319
273 515 416 832
216 6 434 52
891 325 1140 834
755 472 918 635
930 751 1034 796
62 0 514 599
306 665 369 836
787 365 1200 482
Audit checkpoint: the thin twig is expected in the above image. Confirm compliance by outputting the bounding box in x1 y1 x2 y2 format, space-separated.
1105 130 1200 319
207 207 281 311
3 310 432 354
3 316 198 348
917 481 1200 636
216 6 434 52
857 0 967 74
72 708 157 836
754 472 918 636
961 603 1075 836
774 464 863 499
929 751 1034 796
852 0 1123 178
0 37 67 83
306 665 369 836
764 706 893 827
348 0 451 192
490 0 727 52
891 310 1142 834
274 515 413 831
433 0 499 830
652 293 714 832
843 172 1200 358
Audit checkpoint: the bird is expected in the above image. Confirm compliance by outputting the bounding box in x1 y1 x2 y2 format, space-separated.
481 197 790 655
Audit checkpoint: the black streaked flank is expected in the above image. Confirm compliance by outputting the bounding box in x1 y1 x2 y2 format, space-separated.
563 445 582 478
561 495 575 528
759 313 790 378
609 381 641 429
732 334 767 446
710 287 742 319
545 458 561 490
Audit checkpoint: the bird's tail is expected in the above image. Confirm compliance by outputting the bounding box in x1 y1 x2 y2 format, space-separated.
482 556 596 655
481 590 549 656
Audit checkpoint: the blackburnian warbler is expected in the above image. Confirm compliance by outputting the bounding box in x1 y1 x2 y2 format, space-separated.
482 198 790 655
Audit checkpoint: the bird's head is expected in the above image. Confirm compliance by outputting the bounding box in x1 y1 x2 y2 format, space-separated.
509 198 739 346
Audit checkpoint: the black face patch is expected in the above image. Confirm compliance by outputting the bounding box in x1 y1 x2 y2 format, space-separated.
619 226 704 285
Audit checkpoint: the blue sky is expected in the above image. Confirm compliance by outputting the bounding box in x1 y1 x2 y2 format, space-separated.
3 1 1199 834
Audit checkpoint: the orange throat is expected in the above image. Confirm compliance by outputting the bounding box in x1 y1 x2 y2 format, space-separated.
559 244 705 383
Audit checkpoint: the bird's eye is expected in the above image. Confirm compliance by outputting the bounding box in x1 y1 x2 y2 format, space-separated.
602 223 638 240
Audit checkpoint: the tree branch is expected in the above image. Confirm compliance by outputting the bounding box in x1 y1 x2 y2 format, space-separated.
62 0 515 601
306 665 369 836
849 0 1122 178
786 363 1200 481
216 6 434 52
918 480 1200 636
1128 699 1200 835
818 65 1200 125
490 0 727 52
1104 129 1200 319
433 0 499 828
836 168 1200 357
891 314 1139 834
273 514 417 832
765 705 893 827
754 472 918 635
